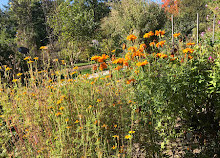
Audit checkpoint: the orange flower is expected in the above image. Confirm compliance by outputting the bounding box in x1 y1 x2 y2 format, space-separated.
140 44 147 50
55 112 62 116
113 58 125 64
156 53 167 58
155 30 165 36
161 54 168 58
123 60 129 66
92 65 97 71
149 31 154 36
170 58 176 61
99 62 107 71
126 79 136 84
143 31 154 38
125 52 131 61
91 55 100 61
188 55 193 59
173 33 181 38
98 54 109 63
143 33 150 38
156 40 166 48
136 60 148 66
128 46 137 52
132 51 145 58
156 53 162 58
186 42 195 46
126 34 137 42
183 48 194 54
149 42 155 47
115 66 123 70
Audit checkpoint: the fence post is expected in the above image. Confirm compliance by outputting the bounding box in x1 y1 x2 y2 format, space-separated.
212 14 215 45
197 13 199 45
171 14 174 44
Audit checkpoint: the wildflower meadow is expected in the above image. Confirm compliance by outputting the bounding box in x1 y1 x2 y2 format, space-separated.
0 0 220 157
1 29 220 157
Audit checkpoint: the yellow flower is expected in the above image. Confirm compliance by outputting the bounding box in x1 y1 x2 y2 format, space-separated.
126 34 137 42
66 126 71 129
61 60 65 64
5 67 12 71
12 79 18 83
122 43 126 50
129 130 135 134
125 135 132 139
71 71 77 75
17 73 23 77
48 106 53 109
73 66 78 70
111 49 116 53
40 46 48 50
24 56 31 60
59 107 64 110
33 57 39 60
114 124 117 128
57 99 62 105
74 120 79 123
97 99 102 103
27 60 34 64
112 135 119 138
53 59 58 62
65 118 69 122
112 145 117 150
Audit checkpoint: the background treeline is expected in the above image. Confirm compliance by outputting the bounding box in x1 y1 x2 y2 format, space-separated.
0 0 218 68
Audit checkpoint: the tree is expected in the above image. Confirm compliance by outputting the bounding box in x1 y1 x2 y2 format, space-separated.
0 8 16 67
176 0 211 36
9 0 49 53
101 0 166 45
161 0 180 16
49 0 110 62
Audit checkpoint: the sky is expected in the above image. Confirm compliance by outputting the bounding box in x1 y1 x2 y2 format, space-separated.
0 0 8 9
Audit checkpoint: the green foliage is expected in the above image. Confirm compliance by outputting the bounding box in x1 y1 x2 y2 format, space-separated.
101 0 166 40
165 0 212 38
